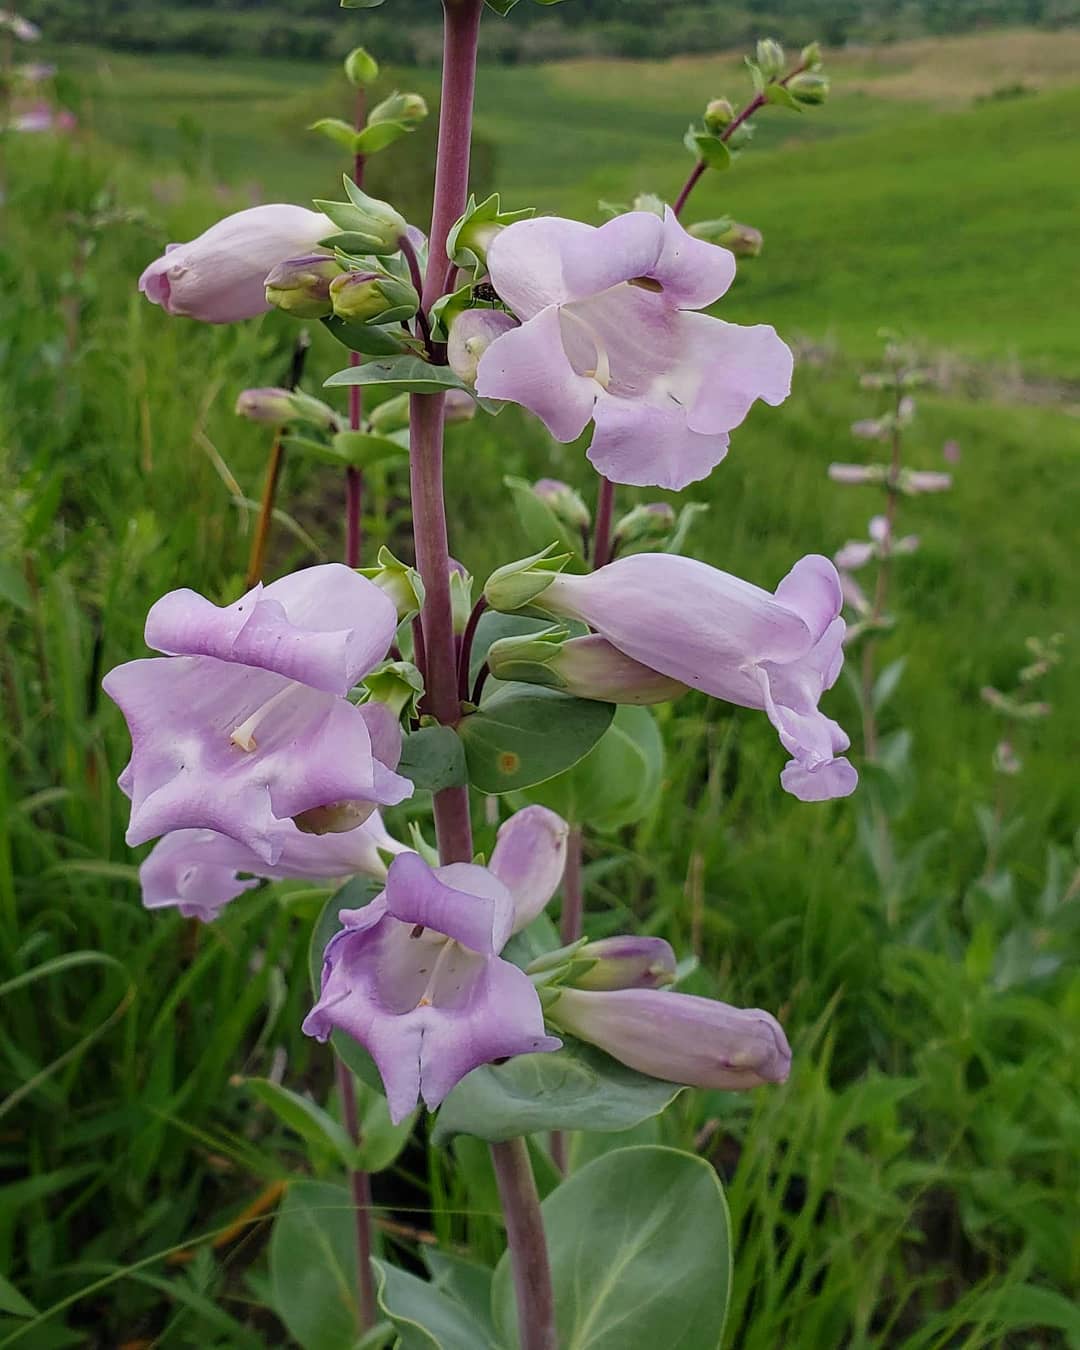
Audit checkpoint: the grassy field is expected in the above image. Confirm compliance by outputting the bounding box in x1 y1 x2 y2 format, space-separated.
2 25 1079 1349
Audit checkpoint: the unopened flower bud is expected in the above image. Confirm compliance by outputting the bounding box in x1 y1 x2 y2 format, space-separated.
313 183 409 257
363 660 424 719
343 46 379 88
574 936 677 991
548 986 791 1091
686 217 762 257
444 388 476 424
828 462 885 485
447 308 518 386
264 253 339 318
612 502 675 551
359 546 425 620
703 98 735 134
788 71 829 104
329 270 418 325
851 417 888 441
368 90 428 130
487 630 687 706
899 469 952 495
447 192 534 281
993 740 1022 776
533 479 591 533
234 387 297 424
630 192 666 216
942 439 962 464
448 559 473 635
800 41 823 69
756 38 785 78
293 799 376 836
368 392 411 435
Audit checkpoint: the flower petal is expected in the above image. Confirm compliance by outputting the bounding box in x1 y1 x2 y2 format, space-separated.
475 307 596 442
488 806 569 934
653 207 736 308
587 388 731 491
773 555 843 646
780 755 858 801
487 212 663 320
680 313 793 435
417 955 561 1111
145 564 396 695
384 852 516 954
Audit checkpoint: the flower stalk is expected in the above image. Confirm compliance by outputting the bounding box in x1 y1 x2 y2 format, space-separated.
406 3 558 1340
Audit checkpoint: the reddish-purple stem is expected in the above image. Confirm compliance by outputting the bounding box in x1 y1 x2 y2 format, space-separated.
336 1058 377 1331
591 476 616 570
457 596 488 703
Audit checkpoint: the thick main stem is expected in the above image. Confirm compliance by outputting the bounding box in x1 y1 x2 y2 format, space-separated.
559 825 584 946
491 1139 559 1350
335 1058 377 1332
591 477 616 569
407 7 557 1344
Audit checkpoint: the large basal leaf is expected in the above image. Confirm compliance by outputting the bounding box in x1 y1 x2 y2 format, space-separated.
432 1036 682 1144
521 705 664 832
458 682 614 794
372 1260 501 1350
309 880 385 1093
493 1146 731 1350
269 1181 360 1350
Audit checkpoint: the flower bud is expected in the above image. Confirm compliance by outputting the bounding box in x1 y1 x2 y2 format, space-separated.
329 270 418 326
444 388 477 424
484 549 569 613
363 660 424 719
368 90 428 130
264 253 339 318
449 559 473 635
533 479 591 533
630 192 666 216
447 308 518 386
344 46 379 88
942 439 962 464
548 987 791 1091
234 387 298 424
447 192 534 281
573 936 677 991
828 462 886 485
899 469 952 495
756 38 785 78
788 71 829 105
313 183 409 257
800 41 823 70
487 630 687 706
612 502 675 551
703 98 735 134
993 740 1022 776
368 392 410 435
359 546 425 621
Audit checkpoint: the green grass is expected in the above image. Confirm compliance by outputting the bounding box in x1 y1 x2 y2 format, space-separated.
1 28 1078 1349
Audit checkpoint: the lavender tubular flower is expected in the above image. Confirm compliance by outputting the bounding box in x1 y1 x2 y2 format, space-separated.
550 987 791 1091
523 552 857 801
140 812 407 922
103 565 413 863
304 807 568 1122
138 205 333 323
474 209 792 490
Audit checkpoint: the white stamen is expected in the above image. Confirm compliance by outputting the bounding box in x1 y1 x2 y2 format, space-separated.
229 684 296 752
415 937 457 1008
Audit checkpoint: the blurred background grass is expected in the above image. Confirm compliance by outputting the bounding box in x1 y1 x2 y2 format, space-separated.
1 23 1078 1348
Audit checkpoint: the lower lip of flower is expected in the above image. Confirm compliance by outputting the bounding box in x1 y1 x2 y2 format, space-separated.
560 307 611 389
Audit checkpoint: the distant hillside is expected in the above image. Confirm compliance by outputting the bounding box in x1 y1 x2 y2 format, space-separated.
21 0 1080 64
